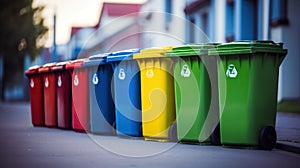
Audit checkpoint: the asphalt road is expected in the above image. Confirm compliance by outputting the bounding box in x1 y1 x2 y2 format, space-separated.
0 103 299 168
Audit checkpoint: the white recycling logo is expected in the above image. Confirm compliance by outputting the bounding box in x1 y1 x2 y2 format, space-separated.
181 64 191 77
226 64 238 78
58 75 62 87
74 74 79 86
118 68 126 80
30 79 34 88
45 77 49 88
92 73 99 85
146 68 154 78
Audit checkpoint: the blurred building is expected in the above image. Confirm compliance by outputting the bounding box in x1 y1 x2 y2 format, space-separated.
184 0 299 101
25 0 299 102
77 2 142 58
138 0 186 47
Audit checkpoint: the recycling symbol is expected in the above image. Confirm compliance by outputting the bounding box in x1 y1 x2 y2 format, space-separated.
92 73 99 85
30 79 34 88
45 77 49 88
146 68 154 78
58 75 62 87
74 74 79 86
181 64 191 77
226 64 238 78
118 68 126 80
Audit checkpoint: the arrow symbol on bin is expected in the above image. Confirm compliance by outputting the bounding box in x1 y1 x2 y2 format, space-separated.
45 77 49 88
58 76 62 87
74 75 79 86
226 64 238 78
146 69 154 78
118 68 126 80
30 79 34 88
181 64 191 77
92 73 98 85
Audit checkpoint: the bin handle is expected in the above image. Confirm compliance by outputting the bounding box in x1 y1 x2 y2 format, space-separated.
237 40 276 45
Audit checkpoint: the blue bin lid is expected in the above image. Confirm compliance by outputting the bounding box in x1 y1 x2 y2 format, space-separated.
83 53 110 67
107 48 140 62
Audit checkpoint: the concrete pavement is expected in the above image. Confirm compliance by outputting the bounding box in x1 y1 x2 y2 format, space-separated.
276 112 300 153
0 102 299 168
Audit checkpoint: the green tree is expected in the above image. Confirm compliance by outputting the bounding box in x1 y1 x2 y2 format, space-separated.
0 0 48 100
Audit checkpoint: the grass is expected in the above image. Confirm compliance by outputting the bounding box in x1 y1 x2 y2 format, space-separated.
277 99 300 113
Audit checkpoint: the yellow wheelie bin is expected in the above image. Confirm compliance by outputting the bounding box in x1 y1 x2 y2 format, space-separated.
133 46 176 141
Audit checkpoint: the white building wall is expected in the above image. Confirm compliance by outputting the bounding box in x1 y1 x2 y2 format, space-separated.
275 0 300 101
140 0 186 48
214 0 226 43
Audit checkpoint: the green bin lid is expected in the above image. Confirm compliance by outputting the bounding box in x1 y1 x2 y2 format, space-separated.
166 43 219 57
208 40 288 56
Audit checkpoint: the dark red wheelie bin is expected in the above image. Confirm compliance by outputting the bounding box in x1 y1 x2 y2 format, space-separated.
38 63 57 127
52 61 72 129
25 65 45 126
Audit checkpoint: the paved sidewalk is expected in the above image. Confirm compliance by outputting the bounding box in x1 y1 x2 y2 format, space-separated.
276 112 300 153
0 102 299 168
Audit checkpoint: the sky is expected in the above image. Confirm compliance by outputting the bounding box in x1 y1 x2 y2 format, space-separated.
33 0 147 47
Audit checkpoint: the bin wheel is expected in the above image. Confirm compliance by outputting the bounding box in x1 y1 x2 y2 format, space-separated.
168 121 178 142
210 123 221 146
259 126 277 150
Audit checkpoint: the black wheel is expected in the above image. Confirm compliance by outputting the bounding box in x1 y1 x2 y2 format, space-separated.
168 121 178 142
259 126 277 150
210 123 221 146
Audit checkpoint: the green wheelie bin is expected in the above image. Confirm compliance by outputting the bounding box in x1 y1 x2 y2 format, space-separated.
208 41 287 150
166 44 220 144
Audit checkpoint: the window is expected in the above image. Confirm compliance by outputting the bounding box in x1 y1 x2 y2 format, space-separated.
270 0 289 27
165 0 173 30
189 17 195 43
201 12 208 35
225 0 234 42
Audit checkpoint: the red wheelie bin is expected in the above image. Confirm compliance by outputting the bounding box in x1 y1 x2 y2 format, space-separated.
38 63 57 127
52 62 72 129
66 59 90 132
25 65 45 126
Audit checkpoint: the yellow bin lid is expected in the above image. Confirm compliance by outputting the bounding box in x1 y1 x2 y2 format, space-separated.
133 46 173 59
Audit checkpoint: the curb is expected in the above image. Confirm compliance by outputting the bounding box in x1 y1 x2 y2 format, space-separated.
276 142 300 154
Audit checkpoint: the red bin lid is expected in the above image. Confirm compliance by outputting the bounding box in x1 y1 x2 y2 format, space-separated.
25 65 41 76
66 59 87 69
38 62 57 73
51 61 70 71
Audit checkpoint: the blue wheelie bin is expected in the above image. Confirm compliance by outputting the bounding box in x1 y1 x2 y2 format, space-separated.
107 49 142 137
83 54 116 135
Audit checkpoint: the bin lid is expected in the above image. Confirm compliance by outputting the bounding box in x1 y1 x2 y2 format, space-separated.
208 40 288 56
166 43 219 57
107 48 140 62
66 59 87 69
51 61 70 71
38 62 57 73
133 46 173 59
25 65 41 76
82 53 109 67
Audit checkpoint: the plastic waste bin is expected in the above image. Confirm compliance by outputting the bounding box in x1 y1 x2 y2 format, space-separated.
52 61 72 129
107 49 142 137
25 65 45 126
83 54 115 135
166 44 220 144
133 46 176 141
208 41 287 150
38 63 57 127
66 59 90 132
